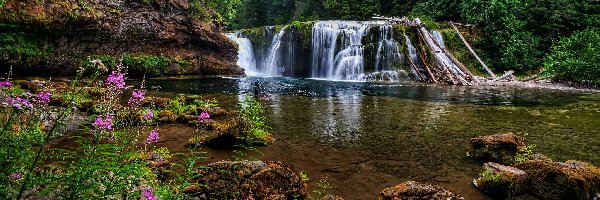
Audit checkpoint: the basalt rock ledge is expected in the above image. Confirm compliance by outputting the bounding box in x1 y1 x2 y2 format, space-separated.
0 0 243 77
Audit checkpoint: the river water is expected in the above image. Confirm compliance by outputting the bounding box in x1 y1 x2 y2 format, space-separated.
147 77 600 199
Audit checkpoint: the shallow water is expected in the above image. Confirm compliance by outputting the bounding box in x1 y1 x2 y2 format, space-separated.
146 77 600 199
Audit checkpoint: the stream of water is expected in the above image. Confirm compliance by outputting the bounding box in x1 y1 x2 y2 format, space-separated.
147 77 600 199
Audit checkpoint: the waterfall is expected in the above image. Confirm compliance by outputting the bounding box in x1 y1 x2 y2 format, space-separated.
264 27 288 76
226 33 258 76
404 35 422 80
311 21 374 80
431 30 465 77
231 20 432 82
375 25 403 72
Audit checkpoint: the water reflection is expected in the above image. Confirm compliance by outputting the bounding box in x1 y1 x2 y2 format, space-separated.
145 77 584 107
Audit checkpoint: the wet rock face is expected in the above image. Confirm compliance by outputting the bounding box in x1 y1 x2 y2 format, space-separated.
184 161 307 199
0 0 242 76
516 160 600 200
471 133 525 165
378 181 464 200
474 162 528 198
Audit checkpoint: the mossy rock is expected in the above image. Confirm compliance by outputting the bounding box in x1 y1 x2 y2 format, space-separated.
143 97 170 108
471 133 526 165
474 162 529 198
157 110 176 123
515 160 600 200
184 161 307 199
378 181 464 200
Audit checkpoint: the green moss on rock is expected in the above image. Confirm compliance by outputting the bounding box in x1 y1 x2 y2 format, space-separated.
122 54 171 76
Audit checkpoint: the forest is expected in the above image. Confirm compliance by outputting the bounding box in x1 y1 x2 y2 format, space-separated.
212 0 600 84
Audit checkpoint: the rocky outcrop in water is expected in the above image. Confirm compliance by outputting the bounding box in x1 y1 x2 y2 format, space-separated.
184 161 307 199
0 0 243 77
378 181 464 200
515 160 600 200
470 133 526 165
474 162 528 198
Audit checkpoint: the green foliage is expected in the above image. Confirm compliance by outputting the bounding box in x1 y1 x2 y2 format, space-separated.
544 28 600 84
0 0 6 8
515 144 536 164
0 32 51 67
239 96 271 145
189 0 242 25
122 54 171 77
479 169 502 183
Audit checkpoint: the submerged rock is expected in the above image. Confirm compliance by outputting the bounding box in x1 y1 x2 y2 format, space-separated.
471 133 526 165
516 160 600 200
378 181 464 200
184 161 307 199
474 162 528 198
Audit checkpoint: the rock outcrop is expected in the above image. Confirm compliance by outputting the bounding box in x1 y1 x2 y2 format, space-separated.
184 161 307 199
471 133 526 165
378 181 464 200
474 162 529 198
516 160 600 200
0 0 243 77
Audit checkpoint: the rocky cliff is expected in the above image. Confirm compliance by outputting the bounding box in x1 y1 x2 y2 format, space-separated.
0 0 243 77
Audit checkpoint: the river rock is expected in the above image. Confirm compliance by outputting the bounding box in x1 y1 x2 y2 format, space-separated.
184 161 307 199
474 162 528 198
321 194 344 200
143 97 171 108
145 153 170 181
471 133 526 165
516 159 600 200
157 110 177 123
378 181 464 200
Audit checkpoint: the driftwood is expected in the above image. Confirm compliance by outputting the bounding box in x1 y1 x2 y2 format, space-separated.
492 70 515 82
426 32 478 82
404 52 426 81
450 21 496 78
416 37 438 83
418 31 457 84
416 18 470 85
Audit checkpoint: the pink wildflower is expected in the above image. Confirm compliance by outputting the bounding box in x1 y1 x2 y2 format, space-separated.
143 187 157 200
36 91 51 104
105 71 125 89
146 130 159 143
127 90 145 106
143 109 154 120
198 111 210 123
0 80 13 88
92 116 114 132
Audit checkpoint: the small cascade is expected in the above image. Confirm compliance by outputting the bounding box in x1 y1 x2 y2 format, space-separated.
431 30 464 77
375 25 403 72
404 35 422 80
264 27 288 76
311 21 374 80
226 33 258 76
432 31 446 48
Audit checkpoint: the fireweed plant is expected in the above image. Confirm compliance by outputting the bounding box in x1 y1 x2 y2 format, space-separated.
0 60 205 199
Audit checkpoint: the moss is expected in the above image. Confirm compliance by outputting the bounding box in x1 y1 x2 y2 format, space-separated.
0 32 52 67
437 28 487 76
122 54 171 77
290 20 316 50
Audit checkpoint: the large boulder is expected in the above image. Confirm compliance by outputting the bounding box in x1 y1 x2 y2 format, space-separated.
516 160 600 200
471 133 526 165
184 161 307 199
378 181 464 200
474 162 529 198
0 0 242 77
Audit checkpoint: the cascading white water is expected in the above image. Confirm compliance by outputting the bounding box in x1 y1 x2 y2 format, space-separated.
264 27 288 76
431 30 465 77
311 21 376 80
404 35 422 80
375 25 403 72
226 33 258 76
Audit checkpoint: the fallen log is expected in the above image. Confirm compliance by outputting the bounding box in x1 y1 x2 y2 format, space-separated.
450 21 496 78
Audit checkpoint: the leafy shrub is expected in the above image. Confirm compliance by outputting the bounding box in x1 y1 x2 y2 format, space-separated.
544 28 600 84
122 54 171 77
239 96 271 145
